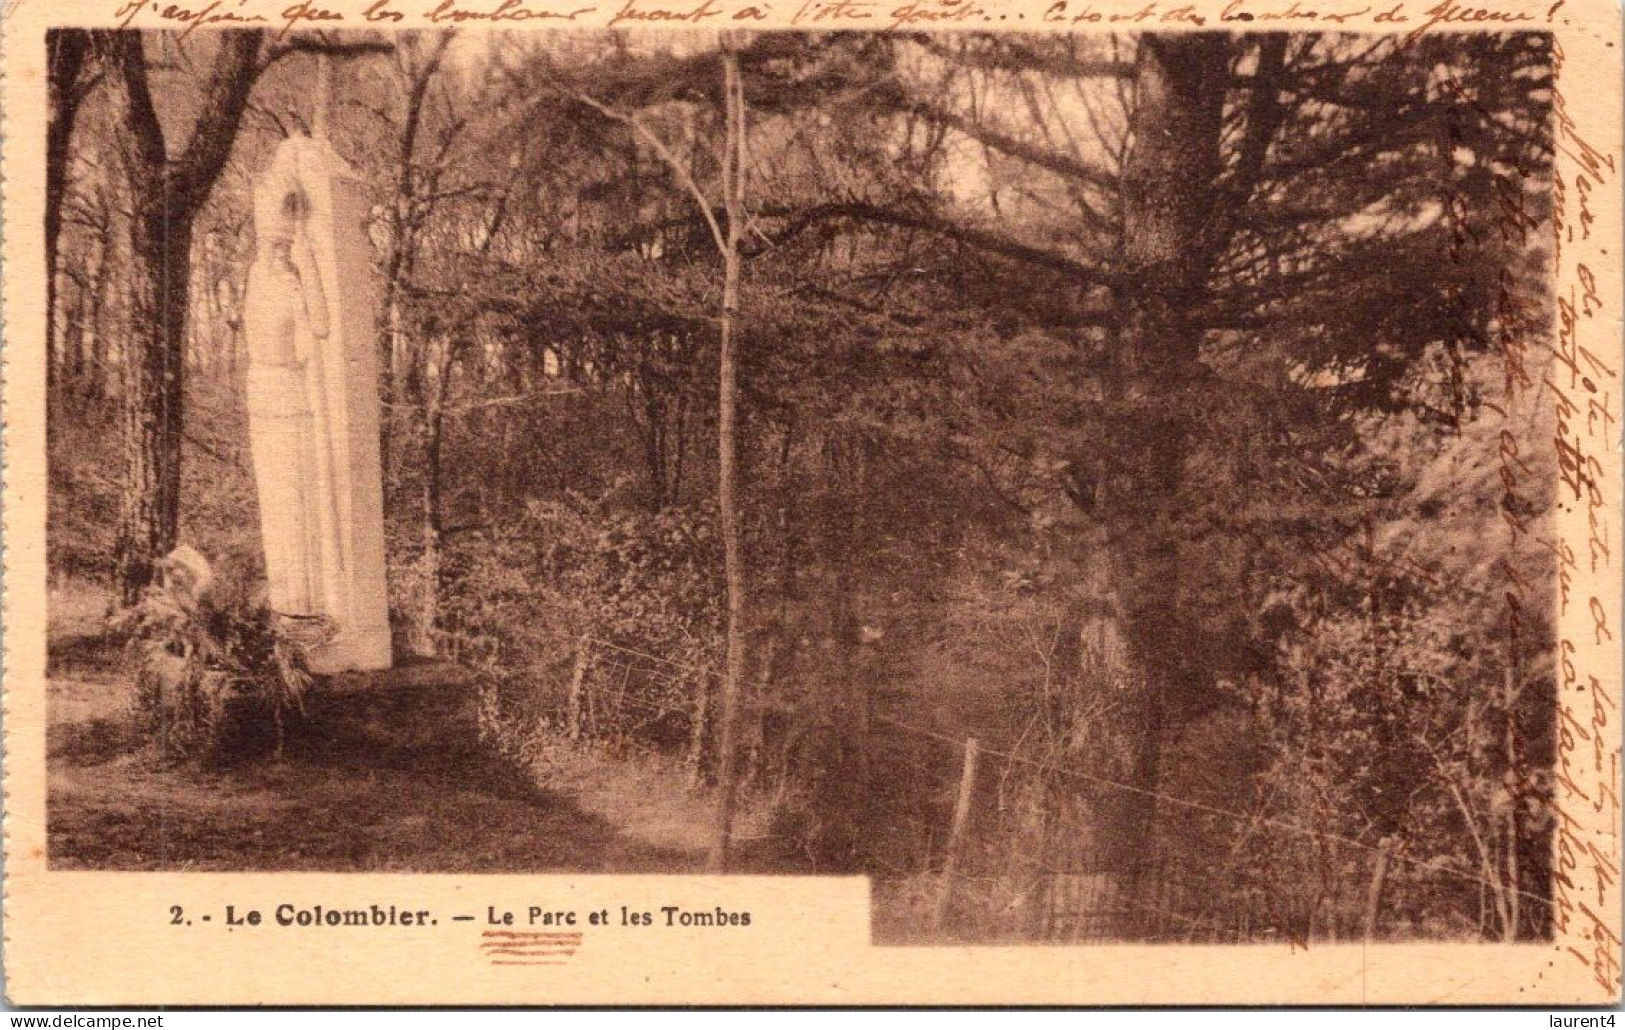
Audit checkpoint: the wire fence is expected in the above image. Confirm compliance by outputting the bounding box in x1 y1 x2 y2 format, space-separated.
451 618 1550 946
865 712 1552 946
865 715 1279 944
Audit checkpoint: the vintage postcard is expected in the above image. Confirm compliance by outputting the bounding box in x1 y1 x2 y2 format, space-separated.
1 0 1620 1006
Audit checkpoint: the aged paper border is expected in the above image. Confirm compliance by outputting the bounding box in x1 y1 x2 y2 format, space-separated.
3 1 1621 1006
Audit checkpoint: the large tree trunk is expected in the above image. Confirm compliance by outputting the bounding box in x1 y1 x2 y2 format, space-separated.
101 29 264 602
115 200 193 603
1101 33 1231 930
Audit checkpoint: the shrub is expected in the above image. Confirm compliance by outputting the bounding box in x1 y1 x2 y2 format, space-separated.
439 481 724 763
111 547 316 764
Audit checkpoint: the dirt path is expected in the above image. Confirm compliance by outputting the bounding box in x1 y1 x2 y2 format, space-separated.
47 614 704 873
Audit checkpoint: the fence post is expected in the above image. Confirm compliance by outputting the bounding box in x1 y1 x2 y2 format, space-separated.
1362 838 1393 943
567 635 591 740
933 736 980 933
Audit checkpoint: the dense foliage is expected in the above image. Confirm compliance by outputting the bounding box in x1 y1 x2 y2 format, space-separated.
48 27 1556 940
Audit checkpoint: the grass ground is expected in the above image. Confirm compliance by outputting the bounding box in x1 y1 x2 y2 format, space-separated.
45 580 741 874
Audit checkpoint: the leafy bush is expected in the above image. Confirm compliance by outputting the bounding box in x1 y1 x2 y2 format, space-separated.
112 547 316 764
439 481 724 763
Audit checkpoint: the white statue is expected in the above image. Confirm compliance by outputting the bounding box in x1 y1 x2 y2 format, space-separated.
245 137 391 673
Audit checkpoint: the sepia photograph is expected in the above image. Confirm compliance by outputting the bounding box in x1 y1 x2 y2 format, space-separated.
38 22 1572 958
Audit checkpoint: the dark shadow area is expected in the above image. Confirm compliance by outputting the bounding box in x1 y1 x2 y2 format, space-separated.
48 657 703 874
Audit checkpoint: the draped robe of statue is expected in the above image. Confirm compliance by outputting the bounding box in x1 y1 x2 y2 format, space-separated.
245 136 392 674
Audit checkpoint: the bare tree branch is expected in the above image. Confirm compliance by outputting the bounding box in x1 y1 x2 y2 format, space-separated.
263 33 396 69
553 79 730 258
760 201 1118 288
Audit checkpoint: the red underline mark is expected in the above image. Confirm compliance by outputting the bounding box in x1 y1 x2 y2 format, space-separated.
481 929 584 967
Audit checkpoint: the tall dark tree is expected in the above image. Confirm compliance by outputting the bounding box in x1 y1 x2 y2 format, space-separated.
1095 33 1233 911
47 29 97 395
782 30 1553 912
100 29 265 603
